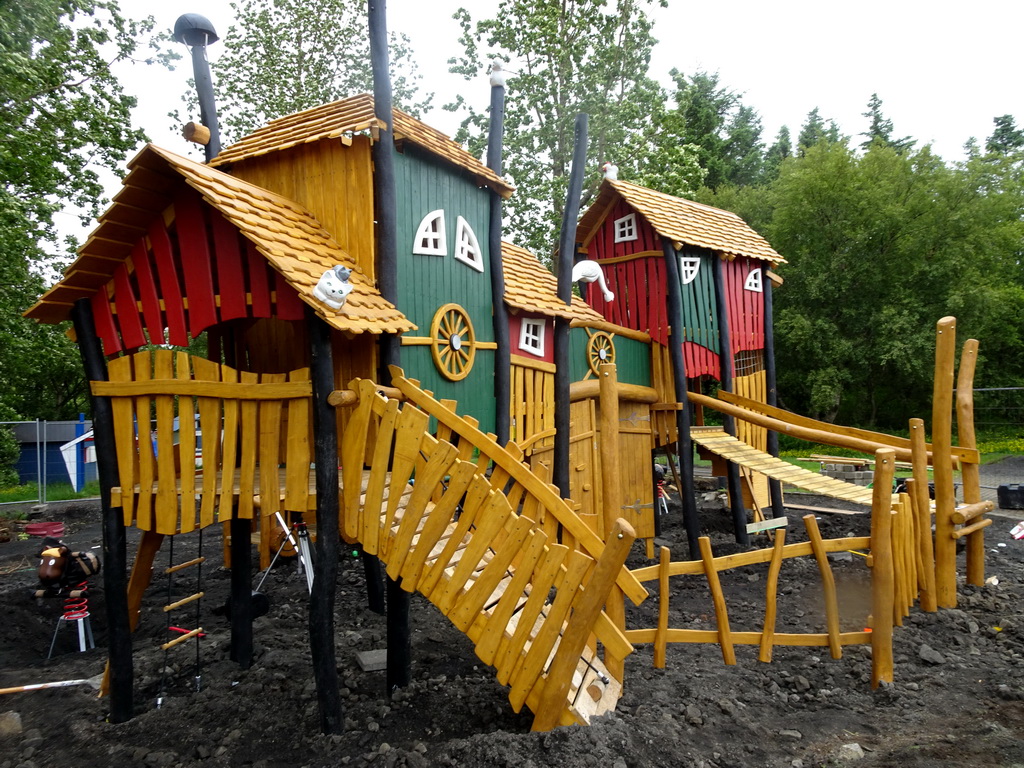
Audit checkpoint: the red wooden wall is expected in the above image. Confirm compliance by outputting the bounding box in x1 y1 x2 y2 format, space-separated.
91 188 306 356
723 257 765 355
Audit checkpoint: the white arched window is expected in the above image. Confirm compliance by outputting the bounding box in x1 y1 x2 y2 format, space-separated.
412 209 447 256
454 216 484 272
679 255 701 285
744 268 763 292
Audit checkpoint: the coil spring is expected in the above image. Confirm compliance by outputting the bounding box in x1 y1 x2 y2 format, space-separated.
62 581 89 621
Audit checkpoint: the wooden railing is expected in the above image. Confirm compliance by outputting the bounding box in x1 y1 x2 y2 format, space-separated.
625 450 927 688
336 368 647 729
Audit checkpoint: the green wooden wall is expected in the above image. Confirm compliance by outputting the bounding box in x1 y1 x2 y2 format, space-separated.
677 247 719 353
394 148 496 430
569 328 651 386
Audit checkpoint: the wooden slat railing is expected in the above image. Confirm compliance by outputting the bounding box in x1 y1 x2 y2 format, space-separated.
337 369 642 729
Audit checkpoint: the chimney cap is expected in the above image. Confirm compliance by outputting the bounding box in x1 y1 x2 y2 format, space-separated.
174 13 219 46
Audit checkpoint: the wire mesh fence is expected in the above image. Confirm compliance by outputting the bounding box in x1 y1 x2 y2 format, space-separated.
0 419 98 506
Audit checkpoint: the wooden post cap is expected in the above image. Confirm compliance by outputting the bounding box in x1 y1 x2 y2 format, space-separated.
183 122 211 145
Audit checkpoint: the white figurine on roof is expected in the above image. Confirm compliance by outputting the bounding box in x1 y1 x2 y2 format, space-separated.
313 265 354 310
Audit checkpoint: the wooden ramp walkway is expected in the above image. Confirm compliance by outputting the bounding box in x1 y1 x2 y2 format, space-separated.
341 371 647 731
690 429 874 506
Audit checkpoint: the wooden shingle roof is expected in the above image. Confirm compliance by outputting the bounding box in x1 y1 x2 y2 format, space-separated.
26 144 414 335
579 179 785 264
502 242 605 322
210 93 514 199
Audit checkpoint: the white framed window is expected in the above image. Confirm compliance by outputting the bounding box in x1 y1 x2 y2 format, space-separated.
744 268 763 292
454 216 484 272
413 209 447 255
680 255 701 285
519 318 546 356
613 213 637 243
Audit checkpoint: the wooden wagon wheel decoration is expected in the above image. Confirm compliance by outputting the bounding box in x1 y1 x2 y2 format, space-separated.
430 303 477 381
586 330 616 377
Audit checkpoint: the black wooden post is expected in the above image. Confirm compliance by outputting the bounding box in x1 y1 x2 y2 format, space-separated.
553 114 588 502
662 241 701 558
229 515 253 668
762 266 785 519
712 255 750 546
486 67 511 446
369 0 411 694
71 298 133 723
308 308 342 734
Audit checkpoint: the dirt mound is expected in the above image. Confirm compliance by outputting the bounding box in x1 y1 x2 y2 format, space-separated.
1 495 1023 768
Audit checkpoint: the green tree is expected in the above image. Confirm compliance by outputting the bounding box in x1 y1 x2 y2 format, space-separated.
448 0 675 256
986 114 1024 155
859 92 913 152
200 0 431 144
1 1 159 421
763 125 792 180
649 70 766 190
767 141 1024 426
797 107 841 156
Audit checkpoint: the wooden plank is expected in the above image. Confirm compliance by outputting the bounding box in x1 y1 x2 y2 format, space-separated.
699 536 735 665
531 518 635 731
870 450 896 688
758 529 787 662
133 352 155 530
129 239 164 344
153 350 178 534
106 356 137 526
419 475 493 597
284 369 312 513
495 544 569 686
113 263 147 350
436 492 513 616
361 398 400 555
449 515 534 632
380 406 431 558
386 441 460 581
211 211 247 322
175 352 197 533
341 381 376 540
217 365 239 522
237 371 259 519
90 380 311 399
174 192 218 336
148 217 188 346
399 461 478 586
472 529 548 666
90 289 122 356
246 240 272 318
508 550 593 713
803 515 842 659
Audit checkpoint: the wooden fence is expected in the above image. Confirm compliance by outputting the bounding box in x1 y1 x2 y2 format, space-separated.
625 450 919 688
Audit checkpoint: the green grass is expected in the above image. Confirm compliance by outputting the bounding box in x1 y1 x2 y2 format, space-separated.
0 480 101 505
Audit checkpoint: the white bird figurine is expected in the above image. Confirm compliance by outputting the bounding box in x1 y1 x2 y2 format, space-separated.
572 259 614 302
489 60 506 88
601 161 618 180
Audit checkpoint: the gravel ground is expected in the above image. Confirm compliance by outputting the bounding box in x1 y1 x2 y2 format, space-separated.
0 464 1022 768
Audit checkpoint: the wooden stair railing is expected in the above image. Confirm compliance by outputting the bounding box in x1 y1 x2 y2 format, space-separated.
339 370 642 729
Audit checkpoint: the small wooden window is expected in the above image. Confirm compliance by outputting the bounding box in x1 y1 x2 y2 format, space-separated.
519 318 545 357
680 255 701 285
613 213 637 243
413 210 447 256
454 216 484 272
744 268 763 292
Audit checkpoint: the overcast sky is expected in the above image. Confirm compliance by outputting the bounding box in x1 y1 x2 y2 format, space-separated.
58 0 1022 238
116 0 1024 156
